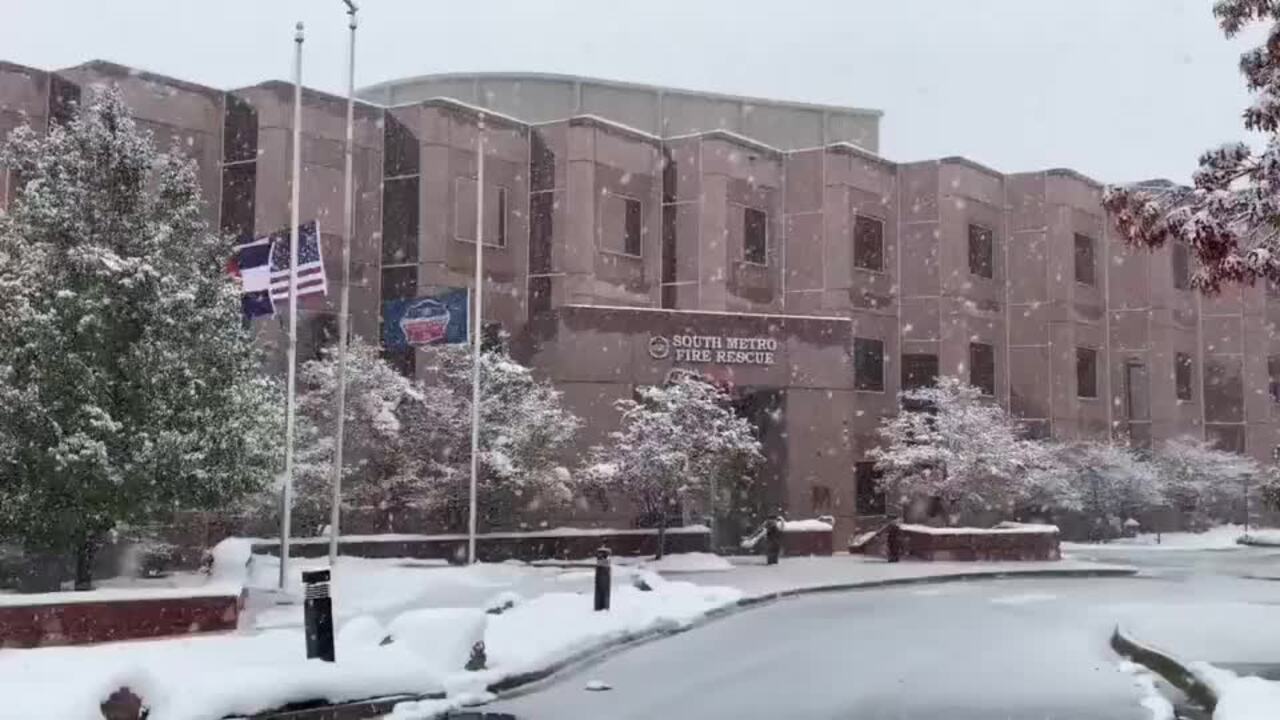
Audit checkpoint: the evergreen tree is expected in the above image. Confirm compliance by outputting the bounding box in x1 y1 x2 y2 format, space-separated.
0 87 282 588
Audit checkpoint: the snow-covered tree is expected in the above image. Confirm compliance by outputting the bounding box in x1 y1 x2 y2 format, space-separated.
1103 1 1280 293
870 376 1064 520
1038 441 1163 540
414 346 581 532
581 373 762 558
286 337 425 533
0 87 282 588
1151 436 1257 528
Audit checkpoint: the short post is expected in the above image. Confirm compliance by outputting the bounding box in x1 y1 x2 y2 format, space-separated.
594 546 611 611
764 517 781 565
302 568 335 662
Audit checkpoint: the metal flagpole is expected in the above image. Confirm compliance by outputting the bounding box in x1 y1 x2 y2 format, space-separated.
467 120 485 564
279 21 305 591
329 0 358 568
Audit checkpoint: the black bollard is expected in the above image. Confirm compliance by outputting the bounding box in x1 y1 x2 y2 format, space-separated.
302 568 335 662
594 546 611 611
764 518 781 565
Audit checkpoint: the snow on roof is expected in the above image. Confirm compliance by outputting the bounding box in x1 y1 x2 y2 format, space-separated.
781 519 834 532
567 113 662 143
0 583 241 608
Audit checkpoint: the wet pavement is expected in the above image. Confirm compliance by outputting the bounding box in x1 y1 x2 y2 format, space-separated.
487 546 1280 720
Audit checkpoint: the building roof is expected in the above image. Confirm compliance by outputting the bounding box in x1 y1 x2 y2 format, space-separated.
359 70 884 118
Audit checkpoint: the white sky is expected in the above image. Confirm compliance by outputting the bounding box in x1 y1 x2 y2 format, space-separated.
0 0 1264 183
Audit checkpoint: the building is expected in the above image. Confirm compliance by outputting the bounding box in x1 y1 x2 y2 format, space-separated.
2 60 1276 542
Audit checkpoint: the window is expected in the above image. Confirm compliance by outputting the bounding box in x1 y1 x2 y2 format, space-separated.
969 342 995 396
1074 233 1095 286
380 265 418 377
901 353 939 391
853 215 884 271
854 337 885 392
222 94 257 164
744 206 767 265
1077 347 1098 398
495 187 508 248
1269 356 1280 404
1172 242 1191 290
382 177 419 264
219 163 256 240
1176 352 1194 401
383 112 419 178
600 193 642 256
47 75 81 127
855 462 886 516
968 224 993 278
811 484 832 513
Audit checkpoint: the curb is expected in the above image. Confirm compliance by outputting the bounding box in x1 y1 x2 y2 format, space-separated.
487 564 1138 698
1110 624 1217 714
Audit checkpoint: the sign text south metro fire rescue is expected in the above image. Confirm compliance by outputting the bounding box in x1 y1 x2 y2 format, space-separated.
648 334 778 365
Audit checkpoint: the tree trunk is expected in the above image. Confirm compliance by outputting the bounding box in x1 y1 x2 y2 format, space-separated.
655 509 668 560
74 537 99 591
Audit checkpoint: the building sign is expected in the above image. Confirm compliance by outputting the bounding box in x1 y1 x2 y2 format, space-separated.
648 334 778 365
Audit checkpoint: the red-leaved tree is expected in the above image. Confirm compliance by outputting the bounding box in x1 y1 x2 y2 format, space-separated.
1103 1 1280 293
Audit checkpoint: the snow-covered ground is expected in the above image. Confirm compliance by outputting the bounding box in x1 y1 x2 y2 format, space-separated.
0 545 1136 720
1063 524 1251 551
1236 528 1280 547
1194 662 1280 720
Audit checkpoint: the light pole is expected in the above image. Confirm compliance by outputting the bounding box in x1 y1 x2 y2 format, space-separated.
328 0 358 568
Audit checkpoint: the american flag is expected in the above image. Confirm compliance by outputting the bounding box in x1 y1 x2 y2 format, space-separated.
269 220 327 301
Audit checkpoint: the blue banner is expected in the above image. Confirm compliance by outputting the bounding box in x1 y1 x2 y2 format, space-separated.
383 288 469 349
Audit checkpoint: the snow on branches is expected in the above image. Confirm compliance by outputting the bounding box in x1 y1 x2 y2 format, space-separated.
580 373 762 550
870 376 1062 519
1103 1 1280 293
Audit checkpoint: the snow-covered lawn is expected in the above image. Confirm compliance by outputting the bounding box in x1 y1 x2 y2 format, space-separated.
1063 524 1253 552
1236 528 1280 547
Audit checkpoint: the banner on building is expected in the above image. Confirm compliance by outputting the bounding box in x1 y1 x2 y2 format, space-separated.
382 288 469 348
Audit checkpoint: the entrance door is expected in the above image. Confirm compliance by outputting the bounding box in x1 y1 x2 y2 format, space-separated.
724 389 786 548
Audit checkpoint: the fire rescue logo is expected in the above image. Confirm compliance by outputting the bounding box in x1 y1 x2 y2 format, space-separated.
648 335 671 360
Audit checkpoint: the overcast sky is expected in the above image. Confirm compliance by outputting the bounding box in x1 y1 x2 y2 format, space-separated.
0 0 1264 183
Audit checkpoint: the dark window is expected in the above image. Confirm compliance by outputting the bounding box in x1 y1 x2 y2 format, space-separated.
495 187 507 248
811 484 832 513
853 215 884 272
1125 360 1150 421
1176 352 1194 401
1172 243 1191 291
1205 357 1244 422
855 462 886 516
1206 424 1245 454
529 193 554 274
482 322 506 353
1074 233 1095 286
308 314 338 361
383 112 419 177
1269 356 1280 404
219 163 256 240
222 94 258 163
530 130 556 193
382 177 419 264
854 338 885 392
624 196 643 256
47 75 81 127
901 353 939 391
744 207 767 265
968 224 993 278
528 276 552 320
1077 347 1098 398
969 342 995 396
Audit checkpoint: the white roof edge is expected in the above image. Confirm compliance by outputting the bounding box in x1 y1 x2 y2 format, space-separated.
358 71 884 118
666 129 782 155
412 96 528 128
561 304 852 323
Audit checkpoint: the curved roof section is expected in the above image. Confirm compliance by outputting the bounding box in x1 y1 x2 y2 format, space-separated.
358 71 881 152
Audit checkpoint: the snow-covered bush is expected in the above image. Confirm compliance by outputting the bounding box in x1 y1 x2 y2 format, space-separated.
283 343 580 533
580 373 762 558
1037 441 1163 540
0 87 282 588
870 376 1066 521
1151 436 1257 529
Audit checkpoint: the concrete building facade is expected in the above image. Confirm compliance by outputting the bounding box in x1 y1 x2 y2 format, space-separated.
2 62 1276 541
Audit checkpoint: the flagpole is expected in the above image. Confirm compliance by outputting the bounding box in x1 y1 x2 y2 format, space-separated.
467 119 485 565
279 20 304 591
329 0 358 569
